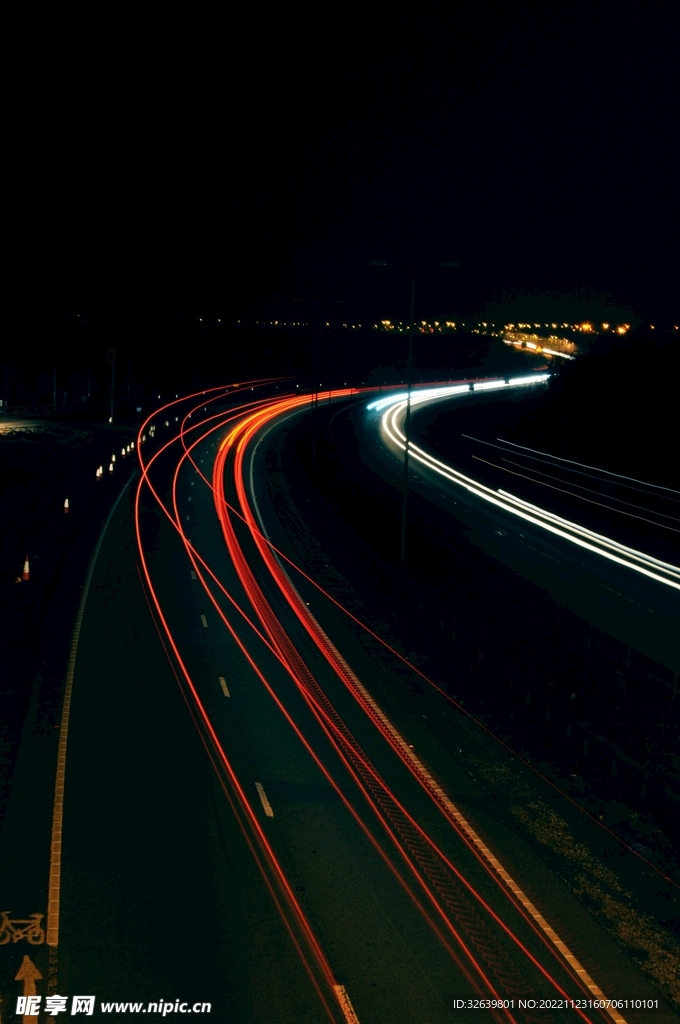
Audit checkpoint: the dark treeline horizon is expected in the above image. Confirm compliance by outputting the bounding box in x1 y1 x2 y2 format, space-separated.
1 309 676 412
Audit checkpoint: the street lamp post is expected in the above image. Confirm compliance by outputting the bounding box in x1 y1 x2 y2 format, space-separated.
312 321 321 471
293 298 320 469
108 348 116 423
400 270 416 563
293 298 340 472
370 259 460 564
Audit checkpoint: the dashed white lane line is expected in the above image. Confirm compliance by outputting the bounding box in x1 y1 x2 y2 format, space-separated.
218 676 230 697
190 570 197 580
200 614 208 628
255 781 274 817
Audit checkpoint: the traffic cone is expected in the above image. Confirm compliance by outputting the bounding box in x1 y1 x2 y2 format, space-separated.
121 447 126 457
109 462 114 474
22 557 30 581
63 497 69 514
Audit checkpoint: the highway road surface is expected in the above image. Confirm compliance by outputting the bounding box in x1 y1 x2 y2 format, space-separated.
2 379 677 1023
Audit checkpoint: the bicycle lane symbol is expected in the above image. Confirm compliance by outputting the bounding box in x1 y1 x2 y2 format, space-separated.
0 912 45 945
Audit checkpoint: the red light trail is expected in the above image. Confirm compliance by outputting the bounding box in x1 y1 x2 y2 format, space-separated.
135 382 630 1024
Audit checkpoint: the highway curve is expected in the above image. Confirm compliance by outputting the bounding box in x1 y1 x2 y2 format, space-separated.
124 379 678 1023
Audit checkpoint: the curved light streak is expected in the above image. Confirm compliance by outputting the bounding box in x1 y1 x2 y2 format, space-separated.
366 374 551 413
378 397 680 591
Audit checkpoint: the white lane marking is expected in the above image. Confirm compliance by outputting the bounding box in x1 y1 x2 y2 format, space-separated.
186 514 191 521
334 985 361 1023
190 570 197 580
498 436 680 495
255 781 274 817
219 676 230 697
200 614 208 628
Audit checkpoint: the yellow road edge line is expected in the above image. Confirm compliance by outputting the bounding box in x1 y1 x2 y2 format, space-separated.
46 477 134 948
255 781 274 818
333 984 361 1024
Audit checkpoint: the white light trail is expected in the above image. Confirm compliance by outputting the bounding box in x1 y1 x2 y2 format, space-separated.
366 374 550 413
375 390 680 592
472 379 512 392
367 384 470 412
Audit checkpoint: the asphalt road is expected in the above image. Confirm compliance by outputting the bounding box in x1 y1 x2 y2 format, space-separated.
1 383 677 1024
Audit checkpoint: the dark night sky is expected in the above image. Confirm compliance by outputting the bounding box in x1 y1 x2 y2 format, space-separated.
9 0 679 324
